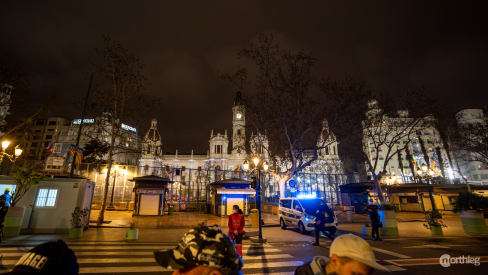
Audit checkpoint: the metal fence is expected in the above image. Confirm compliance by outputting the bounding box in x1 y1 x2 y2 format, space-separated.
74 163 348 208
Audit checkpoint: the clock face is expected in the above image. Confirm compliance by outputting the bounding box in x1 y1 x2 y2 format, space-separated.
236 113 242 119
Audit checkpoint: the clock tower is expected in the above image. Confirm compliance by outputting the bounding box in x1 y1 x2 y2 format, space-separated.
232 91 246 155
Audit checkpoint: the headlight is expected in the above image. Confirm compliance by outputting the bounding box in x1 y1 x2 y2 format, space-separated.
304 214 313 222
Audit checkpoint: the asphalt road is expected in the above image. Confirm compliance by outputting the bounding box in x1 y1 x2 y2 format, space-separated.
273 227 488 274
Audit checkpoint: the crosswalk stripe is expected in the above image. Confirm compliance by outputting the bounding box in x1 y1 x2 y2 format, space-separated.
372 247 412 259
0 254 296 265
0 242 300 274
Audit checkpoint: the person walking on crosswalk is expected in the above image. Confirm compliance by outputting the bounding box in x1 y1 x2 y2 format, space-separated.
228 205 245 256
154 224 243 275
295 234 389 275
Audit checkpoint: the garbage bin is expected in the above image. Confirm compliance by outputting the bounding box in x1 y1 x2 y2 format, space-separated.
168 204 174 215
250 209 259 228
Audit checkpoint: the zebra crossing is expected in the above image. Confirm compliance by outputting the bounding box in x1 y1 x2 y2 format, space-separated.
0 241 303 274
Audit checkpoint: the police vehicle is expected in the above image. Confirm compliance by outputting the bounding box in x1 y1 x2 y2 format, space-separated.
279 196 338 234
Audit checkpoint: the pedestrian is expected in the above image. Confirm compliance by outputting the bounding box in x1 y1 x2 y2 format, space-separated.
154 224 243 275
368 205 381 241
1 188 12 207
8 240 79 274
295 234 390 275
0 195 8 241
228 205 245 256
313 202 335 246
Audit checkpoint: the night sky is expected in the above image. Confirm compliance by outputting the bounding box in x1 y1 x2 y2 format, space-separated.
1 1 487 154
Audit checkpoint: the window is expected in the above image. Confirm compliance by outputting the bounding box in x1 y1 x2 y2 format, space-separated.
237 129 241 135
48 121 57 126
333 146 336 155
325 146 329 155
280 199 292 208
293 201 303 212
400 196 418 204
45 135 53 140
47 128 54 132
53 143 62 153
31 142 38 147
215 144 222 154
35 120 45 126
35 188 58 207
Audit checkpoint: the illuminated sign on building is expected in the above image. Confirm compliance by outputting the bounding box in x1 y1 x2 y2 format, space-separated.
121 123 137 133
73 118 95 124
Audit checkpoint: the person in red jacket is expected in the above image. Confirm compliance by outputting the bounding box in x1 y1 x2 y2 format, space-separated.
228 205 245 256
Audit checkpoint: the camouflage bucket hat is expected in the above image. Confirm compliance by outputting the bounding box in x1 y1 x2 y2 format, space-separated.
154 224 243 274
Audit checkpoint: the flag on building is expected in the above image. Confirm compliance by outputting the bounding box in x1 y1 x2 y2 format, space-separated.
69 144 84 164
46 142 54 153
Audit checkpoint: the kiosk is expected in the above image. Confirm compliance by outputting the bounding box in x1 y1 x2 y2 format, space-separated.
131 175 172 216
209 178 254 216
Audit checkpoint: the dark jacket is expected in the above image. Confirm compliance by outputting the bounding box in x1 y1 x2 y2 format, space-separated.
314 205 334 226
368 210 380 225
295 256 328 275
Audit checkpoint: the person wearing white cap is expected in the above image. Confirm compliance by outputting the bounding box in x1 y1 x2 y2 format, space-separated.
295 234 390 275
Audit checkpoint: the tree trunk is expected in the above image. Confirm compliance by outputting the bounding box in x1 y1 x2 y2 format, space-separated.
372 173 385 204
96 120 117 226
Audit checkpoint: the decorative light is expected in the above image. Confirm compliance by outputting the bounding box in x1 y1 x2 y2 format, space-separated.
428 170 435 176
421 164 428 172
1 141 10 150
242 160 249 171
263 161 269 171
14 147 22 157
253 157 260 166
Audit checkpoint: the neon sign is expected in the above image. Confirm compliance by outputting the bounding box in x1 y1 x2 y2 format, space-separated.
121 123 137 133
73 118 94 124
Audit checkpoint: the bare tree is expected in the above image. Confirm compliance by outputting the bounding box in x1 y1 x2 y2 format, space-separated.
236 33 340 198
89 36 146 225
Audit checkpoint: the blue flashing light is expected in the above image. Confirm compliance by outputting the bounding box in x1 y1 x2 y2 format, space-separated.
296 193 317 199
288 180 296 188
222 195 226 201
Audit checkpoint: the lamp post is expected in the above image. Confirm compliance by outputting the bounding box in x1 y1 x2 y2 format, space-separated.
0 139 23 163
416 163 437 211
243 156 269 243
107 165 125 210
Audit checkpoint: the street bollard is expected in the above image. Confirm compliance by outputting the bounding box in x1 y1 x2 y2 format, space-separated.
250 209 259 228
345 206 353 223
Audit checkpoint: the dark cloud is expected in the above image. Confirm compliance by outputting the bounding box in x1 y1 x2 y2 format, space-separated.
1 1 487 153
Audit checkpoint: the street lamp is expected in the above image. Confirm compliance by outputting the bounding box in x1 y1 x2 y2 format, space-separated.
0 140 23 163
242 156 269 243
416 163 438 211
107 165 125 210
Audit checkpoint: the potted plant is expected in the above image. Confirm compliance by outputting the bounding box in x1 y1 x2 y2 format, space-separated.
423 210 446 236
4 165 45 237
378 204 399 237
70 207 89 238
453 192 488 235
126 220 139 240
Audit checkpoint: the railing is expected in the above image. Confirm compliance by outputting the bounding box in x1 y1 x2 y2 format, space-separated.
71 163 349 209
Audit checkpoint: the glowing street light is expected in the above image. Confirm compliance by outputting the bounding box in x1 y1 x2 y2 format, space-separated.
14 146 23 157
1 140 10 150
242 156 269 243
0 140 22 163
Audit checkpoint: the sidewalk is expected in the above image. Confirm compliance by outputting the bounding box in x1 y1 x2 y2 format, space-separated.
89 210 280 229
336 211 487 238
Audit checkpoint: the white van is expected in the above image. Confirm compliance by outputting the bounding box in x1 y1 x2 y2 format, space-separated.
279 198 338 234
